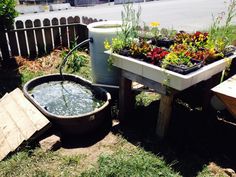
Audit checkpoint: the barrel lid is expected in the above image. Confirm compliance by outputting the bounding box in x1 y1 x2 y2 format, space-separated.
87 21 122 33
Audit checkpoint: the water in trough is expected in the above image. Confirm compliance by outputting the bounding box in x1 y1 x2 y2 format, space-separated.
30 81 104 116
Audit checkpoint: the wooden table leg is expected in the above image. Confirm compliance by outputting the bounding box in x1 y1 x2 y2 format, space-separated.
156 93 174 139
118 75 132 123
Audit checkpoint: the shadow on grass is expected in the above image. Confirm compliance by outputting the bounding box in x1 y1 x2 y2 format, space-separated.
0 58 22 97
112 91 236 177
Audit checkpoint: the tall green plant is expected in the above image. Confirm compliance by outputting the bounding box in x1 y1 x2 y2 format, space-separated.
119 3 141 46
207 0 236 52
0 0 18 28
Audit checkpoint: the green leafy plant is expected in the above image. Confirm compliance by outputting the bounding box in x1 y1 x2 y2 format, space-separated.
0 0 18 28
120 3 141 46
206 0 236 53
159 28 177 40
61 47 89 73
104 3 142 65
129 40 152 58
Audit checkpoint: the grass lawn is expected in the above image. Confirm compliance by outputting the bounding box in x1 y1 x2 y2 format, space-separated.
0 48 236 177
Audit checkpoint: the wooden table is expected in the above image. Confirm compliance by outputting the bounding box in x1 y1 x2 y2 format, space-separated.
212 74 236 118
106 51 236 139
119 70 176 139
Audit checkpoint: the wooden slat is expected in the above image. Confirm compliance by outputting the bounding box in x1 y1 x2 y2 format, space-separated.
76 24 88 45
82 16 89 25
212 74 236 118
0 24 10 60
74 16 80 24
15 20 28 57
0 105 25 151
7 24 19 57
43 19 53 53
52 18 61 48
0 128 12 161
0 93 37 139
0 88 50 161
60 17 68 48
10 88 50 130
0 93 25 152
68 16 76 48
212 74 236 99
25 20 37 59
34 19 45 56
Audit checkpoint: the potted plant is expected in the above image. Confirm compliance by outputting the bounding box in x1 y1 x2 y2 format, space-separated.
153 28 176 48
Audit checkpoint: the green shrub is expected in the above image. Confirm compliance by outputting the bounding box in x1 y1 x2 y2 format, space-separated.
0 0 18 28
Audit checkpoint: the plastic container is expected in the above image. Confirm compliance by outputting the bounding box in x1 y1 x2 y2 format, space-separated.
87 21 122 86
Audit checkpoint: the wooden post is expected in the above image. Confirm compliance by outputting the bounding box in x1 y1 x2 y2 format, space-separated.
0 23 10 63
156 93 175 139
118 73 133 124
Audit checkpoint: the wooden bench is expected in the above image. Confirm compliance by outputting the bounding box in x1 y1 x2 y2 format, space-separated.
212 74 236 118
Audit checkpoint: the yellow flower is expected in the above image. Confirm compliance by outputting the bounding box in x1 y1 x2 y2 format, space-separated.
150 21 160 27
104 40 111 50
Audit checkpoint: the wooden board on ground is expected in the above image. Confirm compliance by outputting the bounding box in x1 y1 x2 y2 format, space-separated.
0 88 51 161
212 74 236 118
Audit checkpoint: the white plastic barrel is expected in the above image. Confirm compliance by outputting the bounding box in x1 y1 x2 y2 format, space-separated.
87 21 122 86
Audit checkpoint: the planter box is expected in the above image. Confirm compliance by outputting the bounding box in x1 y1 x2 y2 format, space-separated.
105 51 236 91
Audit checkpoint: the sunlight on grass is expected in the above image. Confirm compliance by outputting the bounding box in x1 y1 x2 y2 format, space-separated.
0 148 86 177
80 147 180 177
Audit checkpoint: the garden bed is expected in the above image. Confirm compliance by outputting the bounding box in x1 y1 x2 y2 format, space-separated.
106 51 236 91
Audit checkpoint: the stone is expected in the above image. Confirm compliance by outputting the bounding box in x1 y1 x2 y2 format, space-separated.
39 135 61 151
224 168 235 177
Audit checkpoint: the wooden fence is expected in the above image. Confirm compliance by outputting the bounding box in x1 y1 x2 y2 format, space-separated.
0 16 102 61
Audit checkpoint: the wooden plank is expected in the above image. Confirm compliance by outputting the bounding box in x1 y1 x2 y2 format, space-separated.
25 20 37 59
68 16 76 48
60 17 68 48
0 23 10 60
76 24 88 45
74 16 80 24
118 72 133 124
52 18 61 48
0 93 37 139
122 70 167 95
212 74 236 99
215 93 236 118
212 74 236 118
34 19 45 56
0 128 12 161
43 19 53 53
7 24 19 57
15 20 28 57
10 88 50 130
0 88 50 161
155 93 175 139
0 102 25 151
